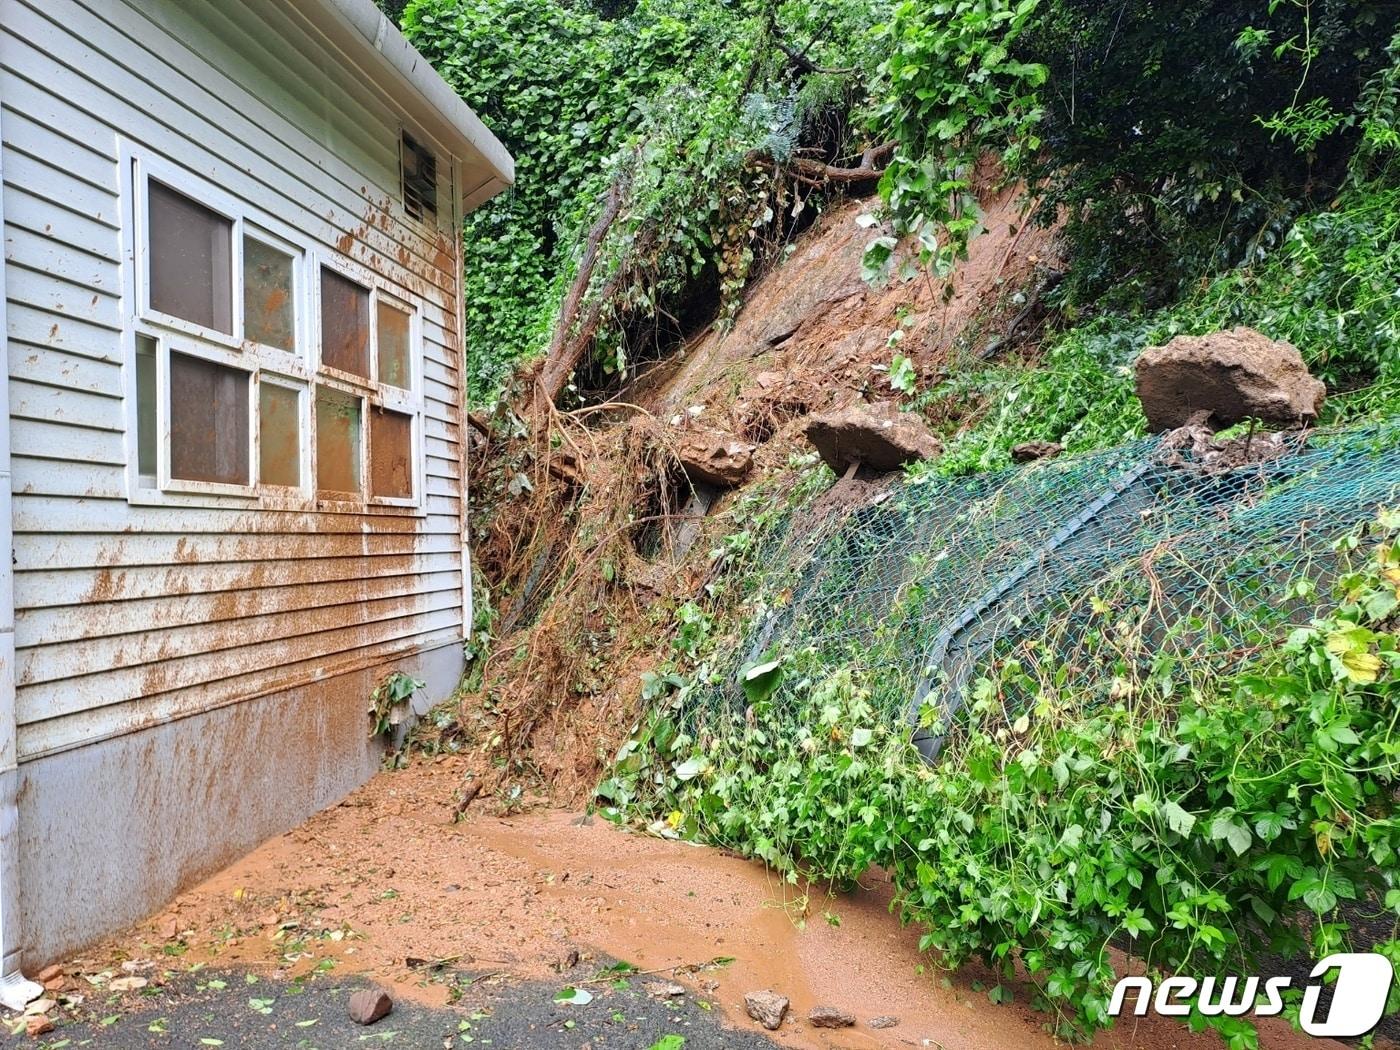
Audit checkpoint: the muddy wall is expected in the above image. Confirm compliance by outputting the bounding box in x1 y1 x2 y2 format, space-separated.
0 0 477 970
15 641 462 967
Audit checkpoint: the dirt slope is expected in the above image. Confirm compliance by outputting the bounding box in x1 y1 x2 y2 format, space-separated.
634 178 1052 474
475 177 1058 798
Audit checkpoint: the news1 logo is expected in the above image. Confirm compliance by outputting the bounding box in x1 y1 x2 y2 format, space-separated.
1108 953 1394 1038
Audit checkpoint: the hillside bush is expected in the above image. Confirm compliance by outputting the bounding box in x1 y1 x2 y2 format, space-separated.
929 178 1400 475
610 495 1400 1045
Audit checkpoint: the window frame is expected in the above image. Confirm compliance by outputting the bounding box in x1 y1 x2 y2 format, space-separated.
120 146 425 513
314 255 424 510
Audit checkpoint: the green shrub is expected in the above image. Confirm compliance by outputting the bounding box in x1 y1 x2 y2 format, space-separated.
614 507 1400 1044
929 180 1400 475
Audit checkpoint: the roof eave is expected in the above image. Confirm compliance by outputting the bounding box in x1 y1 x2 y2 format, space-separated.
292 0 514 212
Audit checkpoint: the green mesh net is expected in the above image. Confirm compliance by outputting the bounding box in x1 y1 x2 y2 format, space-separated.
684 420 1400 754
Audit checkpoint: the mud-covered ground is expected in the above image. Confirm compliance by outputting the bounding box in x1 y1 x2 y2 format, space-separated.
18 757 1342 1050
0 964 774 1049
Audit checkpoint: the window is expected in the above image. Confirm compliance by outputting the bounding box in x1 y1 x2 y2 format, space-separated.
243 237 296 352
127 154 423 507
400 132 437 223
315 385 362 497
370 407 413 499
258 382 302 488
148 179 232 333
169 352 250 486
377 300 411 390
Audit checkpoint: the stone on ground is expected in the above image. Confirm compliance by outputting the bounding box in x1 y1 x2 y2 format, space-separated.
24 1014 54 1037
808 1004 855 1028
869 1014 900 1029
803 400 941 474
675 428 755 488
1011 440 1062 462
744 989 789 1030
347 986 394 1025
1134 326 1325 431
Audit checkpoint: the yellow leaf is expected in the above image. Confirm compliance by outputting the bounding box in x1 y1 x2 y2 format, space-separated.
666 810 683 829
1340 649 1382 684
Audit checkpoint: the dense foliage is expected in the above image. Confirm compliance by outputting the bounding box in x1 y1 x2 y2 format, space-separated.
405 0 885 402
1014 1 1399 307
609 484 1400 1044
928 178 1400 474
406 0 1399 402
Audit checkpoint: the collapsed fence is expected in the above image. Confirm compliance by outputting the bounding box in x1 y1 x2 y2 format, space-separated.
683 420 1400 750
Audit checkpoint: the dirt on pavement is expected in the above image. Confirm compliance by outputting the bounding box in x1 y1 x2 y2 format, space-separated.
49 757 1342 1050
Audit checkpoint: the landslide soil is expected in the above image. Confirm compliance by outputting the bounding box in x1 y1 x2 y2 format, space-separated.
77 758 1339 1050
483 173 1062 801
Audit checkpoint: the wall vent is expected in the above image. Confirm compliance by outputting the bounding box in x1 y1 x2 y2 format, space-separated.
401 132 438 223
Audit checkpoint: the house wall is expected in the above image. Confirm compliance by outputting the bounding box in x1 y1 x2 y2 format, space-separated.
0 0 471 965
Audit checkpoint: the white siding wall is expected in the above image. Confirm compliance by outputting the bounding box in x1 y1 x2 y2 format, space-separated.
0 0 468 761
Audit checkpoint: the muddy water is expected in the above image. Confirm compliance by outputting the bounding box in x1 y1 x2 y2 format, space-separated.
92 758 1342 1050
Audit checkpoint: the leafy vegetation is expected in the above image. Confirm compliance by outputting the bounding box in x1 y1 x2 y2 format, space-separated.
405 0 885 402
368 671 425 738
408 0 1398 404
610 489 1400 1043
927 176 1400 475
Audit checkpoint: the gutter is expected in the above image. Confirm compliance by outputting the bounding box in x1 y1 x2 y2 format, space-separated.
0 103 43 1012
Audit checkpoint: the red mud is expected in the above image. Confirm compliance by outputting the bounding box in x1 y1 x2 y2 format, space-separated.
83 757 1343 1050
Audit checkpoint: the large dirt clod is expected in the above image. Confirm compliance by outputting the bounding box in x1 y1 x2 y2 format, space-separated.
674 429 756 488
1134 326 1325 432
803 401 941 474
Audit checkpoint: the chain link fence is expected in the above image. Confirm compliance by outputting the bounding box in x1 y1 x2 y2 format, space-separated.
686 421 1400 753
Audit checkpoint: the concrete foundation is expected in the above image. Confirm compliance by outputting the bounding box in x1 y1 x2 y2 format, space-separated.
13 641 462 970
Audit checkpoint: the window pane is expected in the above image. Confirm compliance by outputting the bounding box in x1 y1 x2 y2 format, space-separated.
370 408 412 499
169 351 249 485
259 383 301 488
376 301 411 390
244 237 295 351
136 335 157 482
315 385 361 496
320 269 369 378
148 180 232 333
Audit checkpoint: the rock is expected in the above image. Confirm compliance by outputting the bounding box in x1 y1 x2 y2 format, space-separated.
24 999 55 1015
34 965 61 985
24 1015 53 1038
1011 440 1062 463
108 976 147 992
869 1015 900 1029
1134 326 1325 432
347 986 394 1025
644 980 686 998
804 401 941 475
744 989 790 1030
808 1004 855 1028
675 429 755 488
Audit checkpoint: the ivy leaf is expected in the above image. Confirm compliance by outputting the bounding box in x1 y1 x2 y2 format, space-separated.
1302 885 1338 914
1209 813 1253 856
1160 800 1196 836
673 757 709 782
739 659 783 705
1325 628 1382 683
